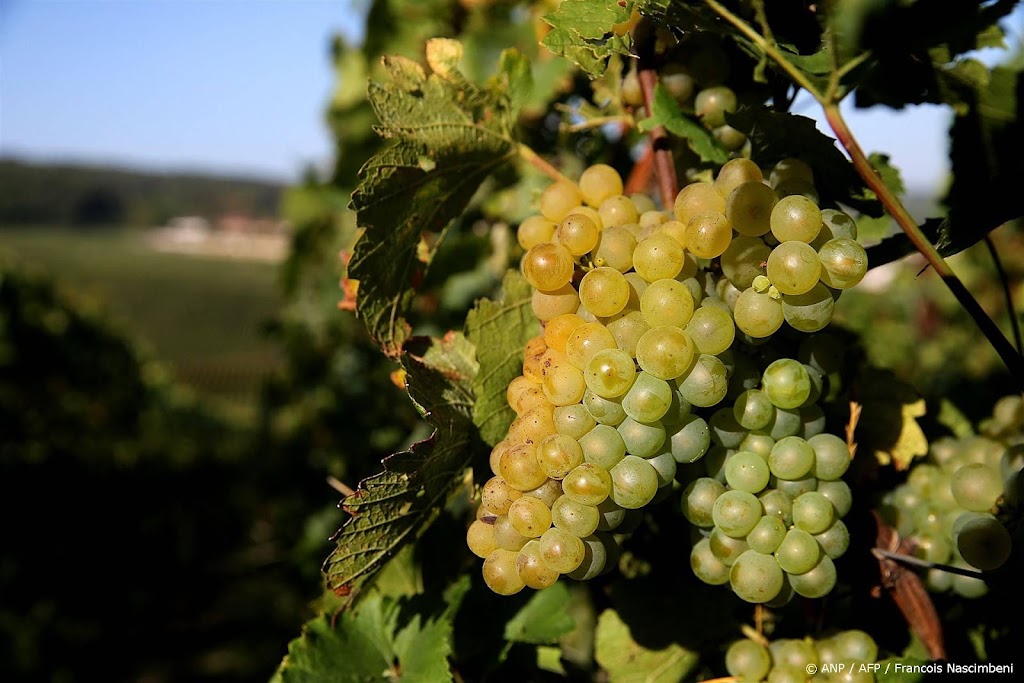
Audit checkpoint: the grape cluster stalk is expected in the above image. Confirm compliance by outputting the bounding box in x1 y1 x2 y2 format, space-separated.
468 158 868 597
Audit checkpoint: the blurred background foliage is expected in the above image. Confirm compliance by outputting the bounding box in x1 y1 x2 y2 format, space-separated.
1 0 1021 681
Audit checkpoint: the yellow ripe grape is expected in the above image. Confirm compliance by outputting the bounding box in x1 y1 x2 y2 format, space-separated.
658 219 687 248
585 348 637 398
766 241 822 295
532 283 581 322
726 181 777 237
493 515 529 552
489 440 511 475
770 195 822 243
639 210 668 228
500 443 550 491
508 496 553 538
579 267 631 317
579 163 624 207
482 548 526 595
524 478 563 508
630 193 657 214
482 475 522 515
598 194 640 228
566 204 604 230
507 405 557 446
714 158 763 199
539 527 586 574
641 278 695 329
466 519 497 558
817 237 868 289
674 182 726 224
686 211 733 259
685 305 736 355
633 232 685 282
623 272 648 309
540 181 583 222
557 213 601 256
606 310 651 358
635 326 697 380
775 178 819 203
537 433 585 479
517 215 557 250
543 313 586 352
515 540 559 589
541 355 587 406
591 225 637 272
678 252 699 280
770 158 814 188
506 374 538 410
565 321 617 370
523 242 575 291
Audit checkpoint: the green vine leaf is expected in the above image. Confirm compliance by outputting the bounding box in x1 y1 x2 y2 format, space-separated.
323 332 477 597
638 83 729 165
503 583 576 645
349 38 520 356
595 608 699 683
467 270 539 447
726 106 884 216
541 0 636 78
273 577 470 683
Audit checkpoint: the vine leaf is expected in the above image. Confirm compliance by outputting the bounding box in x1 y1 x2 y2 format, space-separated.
541 0 635 77
854 369 928 471
272 577 470 683
725 106 884 216
467 270 539 447
503 583 576 645
638 83 729 165
866 58 1023 267
349 38 522 356
595 608 699 683
323 332 478 597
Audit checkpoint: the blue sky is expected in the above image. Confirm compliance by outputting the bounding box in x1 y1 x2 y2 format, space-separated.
0 1 1021 191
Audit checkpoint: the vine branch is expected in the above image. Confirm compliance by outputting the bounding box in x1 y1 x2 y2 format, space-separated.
703 0 821 99
825 105 1024 388
635 24 678 209
985 235 1022 354
517 143 573 185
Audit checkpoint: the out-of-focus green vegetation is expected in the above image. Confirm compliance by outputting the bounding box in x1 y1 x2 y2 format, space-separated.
0 229 281 405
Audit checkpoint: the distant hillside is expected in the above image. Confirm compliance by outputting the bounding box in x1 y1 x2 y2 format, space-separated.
0 158 284 228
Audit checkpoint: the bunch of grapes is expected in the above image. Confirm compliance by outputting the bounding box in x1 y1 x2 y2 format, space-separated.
684 356 853 604
725 630 879 683
622 35 749 151
468 158 866 596
877 396 1022 597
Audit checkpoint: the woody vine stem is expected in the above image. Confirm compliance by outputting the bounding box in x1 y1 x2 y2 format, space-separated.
704 0 1024 390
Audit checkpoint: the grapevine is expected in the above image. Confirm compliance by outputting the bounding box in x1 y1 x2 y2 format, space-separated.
271 2 1024 681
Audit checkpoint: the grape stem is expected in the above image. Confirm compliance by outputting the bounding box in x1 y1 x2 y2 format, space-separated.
634 23 679 209
824 104 1024 388
517 143 573 185
985 235 1023 354
872 549 985 580
563 115 635 133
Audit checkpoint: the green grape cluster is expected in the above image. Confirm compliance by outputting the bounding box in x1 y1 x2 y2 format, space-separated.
675 158 867 340
685 357 852 604
878 395 1022 597
470 156 866 595
725 630 879 683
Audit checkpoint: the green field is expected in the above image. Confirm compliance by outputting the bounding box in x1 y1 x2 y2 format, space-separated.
0 228 283 405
